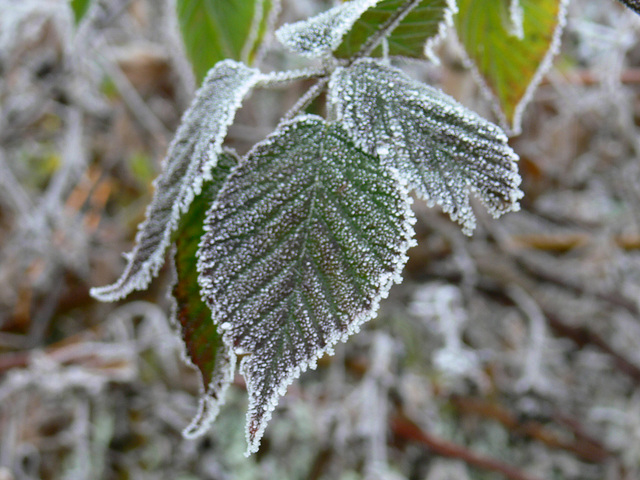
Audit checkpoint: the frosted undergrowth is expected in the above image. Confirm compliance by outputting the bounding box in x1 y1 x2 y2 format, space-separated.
329 58 523 234
90 60 261 302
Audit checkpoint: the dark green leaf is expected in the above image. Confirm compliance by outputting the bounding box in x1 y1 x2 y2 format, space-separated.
197 115 415 454
454 0 568 133
171 151 237 439
335 0 455 59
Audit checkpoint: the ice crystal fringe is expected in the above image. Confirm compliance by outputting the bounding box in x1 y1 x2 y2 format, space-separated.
90 60 261 302
423 0 458 63
329 58 522 234
196 115 416 454
275 0 380 57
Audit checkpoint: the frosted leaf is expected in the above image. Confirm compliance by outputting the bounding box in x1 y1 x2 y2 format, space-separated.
90 60 261 302
275 0 380 57
169 151 238 439
328 59 523 235
333 0 456 62
197 115 415 454
454 0 568 133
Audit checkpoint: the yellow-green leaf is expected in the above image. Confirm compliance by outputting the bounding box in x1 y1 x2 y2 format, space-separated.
177 0 275 82
454 0 568 134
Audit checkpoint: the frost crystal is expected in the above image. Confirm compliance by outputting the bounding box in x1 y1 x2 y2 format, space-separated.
197 115 415 454
329 59 523 234
275 0 380 57
90 60 261 301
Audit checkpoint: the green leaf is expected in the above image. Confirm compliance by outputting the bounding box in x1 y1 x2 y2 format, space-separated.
171 151 238 439
454 0 568 133
177 0 276 81
334 0 456 59
329 59 522 234
70 0 91 24
90 60 261 302
197 115 415 454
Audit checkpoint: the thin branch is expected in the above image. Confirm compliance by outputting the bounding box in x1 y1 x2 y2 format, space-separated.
280 77 330 123
391 414 545 480
450 396 612 463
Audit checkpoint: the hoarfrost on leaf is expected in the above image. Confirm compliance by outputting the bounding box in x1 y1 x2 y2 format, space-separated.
275 0 380 58
196 115 415 454
90 60 261 302
329 59 523 234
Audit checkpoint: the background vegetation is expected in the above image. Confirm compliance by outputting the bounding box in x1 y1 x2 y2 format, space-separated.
1 0 640 479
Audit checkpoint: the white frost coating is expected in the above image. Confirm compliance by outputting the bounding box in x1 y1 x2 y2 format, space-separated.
275 0 380 57
423 0 458 64
508 0 524 40
196 115 415 454
90 60 261 302
458 0 569 134
329 59 522 235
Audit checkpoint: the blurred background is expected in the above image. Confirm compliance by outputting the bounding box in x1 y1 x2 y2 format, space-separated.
1 0 640 479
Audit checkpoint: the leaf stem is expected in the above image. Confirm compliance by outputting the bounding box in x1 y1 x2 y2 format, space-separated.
280 77 330 123
350 0 422 63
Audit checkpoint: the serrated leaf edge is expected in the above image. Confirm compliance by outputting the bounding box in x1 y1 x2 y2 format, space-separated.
196 114 417 455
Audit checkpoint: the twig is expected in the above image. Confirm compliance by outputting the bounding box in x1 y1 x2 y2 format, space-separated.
450 396 612 463
280 77 330 123
391 414 545 480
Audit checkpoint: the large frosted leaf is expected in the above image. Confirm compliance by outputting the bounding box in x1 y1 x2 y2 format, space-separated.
90 60 261 302
197 115 415 454
170 151 237 439
329 59 522 234
177 0 277 81
334 0 456 60
275 0 379 57
454 0 568 133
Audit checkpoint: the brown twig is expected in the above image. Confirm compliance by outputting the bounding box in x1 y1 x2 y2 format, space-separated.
390 414 545 480
450 396 611 463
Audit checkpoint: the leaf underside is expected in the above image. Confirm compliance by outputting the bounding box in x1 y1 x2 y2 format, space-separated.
177 0 275 81
197 115 415 454
90 60 260 302
171 151 238 439
334 0 454 59
455 0 568 133
275 0 378 57
329 59 522 234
